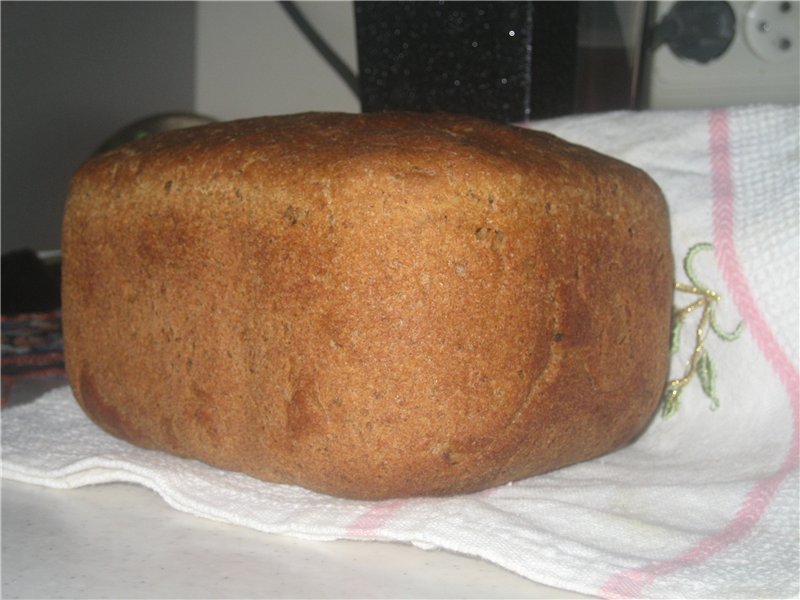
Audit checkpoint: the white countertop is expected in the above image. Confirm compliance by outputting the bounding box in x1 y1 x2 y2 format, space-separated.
2 477 589 599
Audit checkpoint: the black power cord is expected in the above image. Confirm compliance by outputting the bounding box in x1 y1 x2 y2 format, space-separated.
279 1 360 99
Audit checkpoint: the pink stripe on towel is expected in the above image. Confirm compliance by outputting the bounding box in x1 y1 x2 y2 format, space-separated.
345 499 409 537
601 108 799 599
708 108 799 459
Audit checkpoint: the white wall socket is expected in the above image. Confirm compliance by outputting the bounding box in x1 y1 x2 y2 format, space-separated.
647 1 800 109
744 1 799 61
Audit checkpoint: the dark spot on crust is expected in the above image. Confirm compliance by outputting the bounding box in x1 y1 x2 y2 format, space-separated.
79 367 133 440
189 386 222 445
554 283 593 348
287 378 321 438
160 416 180 448
440 448 465 465
283 205 304 226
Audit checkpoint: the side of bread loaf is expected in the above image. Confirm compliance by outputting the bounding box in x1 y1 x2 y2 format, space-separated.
62 112 673 499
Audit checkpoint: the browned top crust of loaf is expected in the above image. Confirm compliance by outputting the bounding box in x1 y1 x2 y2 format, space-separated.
62 111 673 499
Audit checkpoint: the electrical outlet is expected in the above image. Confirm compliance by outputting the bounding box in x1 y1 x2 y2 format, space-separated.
646 1 799 109
744 1 798 61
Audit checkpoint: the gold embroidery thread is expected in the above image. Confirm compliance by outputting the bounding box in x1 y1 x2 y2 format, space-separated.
662 243 744 418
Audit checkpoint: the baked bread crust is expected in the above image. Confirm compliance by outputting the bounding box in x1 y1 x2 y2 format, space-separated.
62 112 673 499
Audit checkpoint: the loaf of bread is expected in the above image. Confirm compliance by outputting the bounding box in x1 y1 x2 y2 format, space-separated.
62 111 673 499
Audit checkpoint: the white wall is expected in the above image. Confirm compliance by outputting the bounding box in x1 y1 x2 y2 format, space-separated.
195 1 359 120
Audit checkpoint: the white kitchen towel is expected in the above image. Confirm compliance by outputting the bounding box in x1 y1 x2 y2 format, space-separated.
3 105 798 599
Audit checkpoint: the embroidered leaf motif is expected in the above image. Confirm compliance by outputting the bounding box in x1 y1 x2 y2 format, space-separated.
696 348 719 410
661 243 743 418
661 383 682 419
670 317 684 355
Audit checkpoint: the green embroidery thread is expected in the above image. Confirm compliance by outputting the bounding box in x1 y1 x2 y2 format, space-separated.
662 243 744 418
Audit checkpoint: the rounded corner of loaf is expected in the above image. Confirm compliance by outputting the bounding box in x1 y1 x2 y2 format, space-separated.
61 111 674 500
